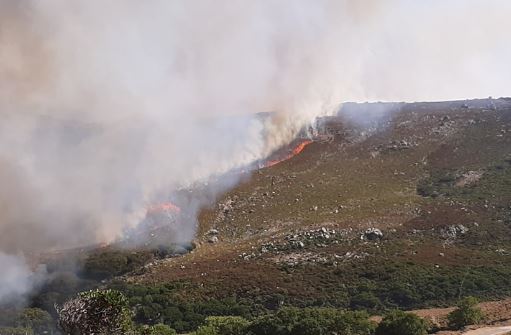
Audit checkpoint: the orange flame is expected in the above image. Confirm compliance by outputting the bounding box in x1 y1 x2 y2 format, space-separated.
265 139 313 167
147 202 181 214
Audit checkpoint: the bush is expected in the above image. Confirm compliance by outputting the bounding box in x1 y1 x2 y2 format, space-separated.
144 323 177 335
204 316 249 335
83 250 153 280
375 310 428 335
15 308 53 334
331 311 376 335
292 317 325 335
0 327 34 335
247 308 375 335
194 324 218 335
56 289 134 335
350 292 381 311
447 296 484 330
246 314 286 335
111 282 257 332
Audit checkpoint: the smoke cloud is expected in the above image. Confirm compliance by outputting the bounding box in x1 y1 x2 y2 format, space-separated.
0 253 37 305
0 0 510 302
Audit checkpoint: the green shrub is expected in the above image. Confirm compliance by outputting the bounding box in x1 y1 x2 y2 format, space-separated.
331 311 376 335
83 250 153 279
145 323 177 335
56 289 134 335
15 308 53 334
110 282 257 332
292 316 325 335
194 324 219 335
375 310 427 335
0 327 34 335
246 314 286 335
447 296 484 330
350 292 381 311
247 308 374 335
204 316 249 335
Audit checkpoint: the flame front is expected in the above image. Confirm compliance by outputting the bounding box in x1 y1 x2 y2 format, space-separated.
266 139 313 168
147 202 181 215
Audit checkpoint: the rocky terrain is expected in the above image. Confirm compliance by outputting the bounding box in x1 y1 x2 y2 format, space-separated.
124 98 511 314
16 98 511 334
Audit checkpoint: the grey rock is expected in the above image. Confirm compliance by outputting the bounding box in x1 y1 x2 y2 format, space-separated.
441 224 469 239
363 228 384 240
207 228 219 235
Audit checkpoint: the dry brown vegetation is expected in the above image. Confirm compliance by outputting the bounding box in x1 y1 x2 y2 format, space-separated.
124 99 511 317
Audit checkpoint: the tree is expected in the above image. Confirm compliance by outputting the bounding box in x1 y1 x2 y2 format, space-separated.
56 289 134 335
375 310 428 335
447 296 484 330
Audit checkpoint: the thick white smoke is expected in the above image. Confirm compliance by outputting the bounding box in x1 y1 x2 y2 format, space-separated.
0 0 510 303
0 253 34 305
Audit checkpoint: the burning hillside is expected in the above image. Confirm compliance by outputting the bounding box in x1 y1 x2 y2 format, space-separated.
265 139 314 168
1 0 511 332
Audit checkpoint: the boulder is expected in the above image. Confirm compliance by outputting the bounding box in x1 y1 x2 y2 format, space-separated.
207 228 219 235
363 228 384 240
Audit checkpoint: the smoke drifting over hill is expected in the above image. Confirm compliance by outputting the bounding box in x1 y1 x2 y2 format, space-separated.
0 0 510 303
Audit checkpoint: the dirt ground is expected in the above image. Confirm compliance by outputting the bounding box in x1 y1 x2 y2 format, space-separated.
413 299 511 331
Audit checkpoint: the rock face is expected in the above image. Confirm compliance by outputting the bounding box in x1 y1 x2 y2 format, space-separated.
441 224 469 239
363 228 384 241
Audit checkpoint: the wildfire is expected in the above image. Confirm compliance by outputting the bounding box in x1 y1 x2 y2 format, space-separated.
265 139 313 168
147 202 181 215
144 141 313 215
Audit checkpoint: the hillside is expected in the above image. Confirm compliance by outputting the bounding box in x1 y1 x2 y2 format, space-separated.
120 98 511 314
18 98 511 334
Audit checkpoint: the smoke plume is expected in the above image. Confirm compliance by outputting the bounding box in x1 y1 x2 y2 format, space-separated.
0 0 510 303
0 253 39 305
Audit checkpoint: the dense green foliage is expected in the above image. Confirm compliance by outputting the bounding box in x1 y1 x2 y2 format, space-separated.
375 310 428 335
447 296 484 330
83 250 153 280
246 308 375 335
110 282 259 332
142 323 177 335
204 316 250 335
333 261 511 312
188 308 375 335
192 316 250 335
102 260 511 333
194 324 218 335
